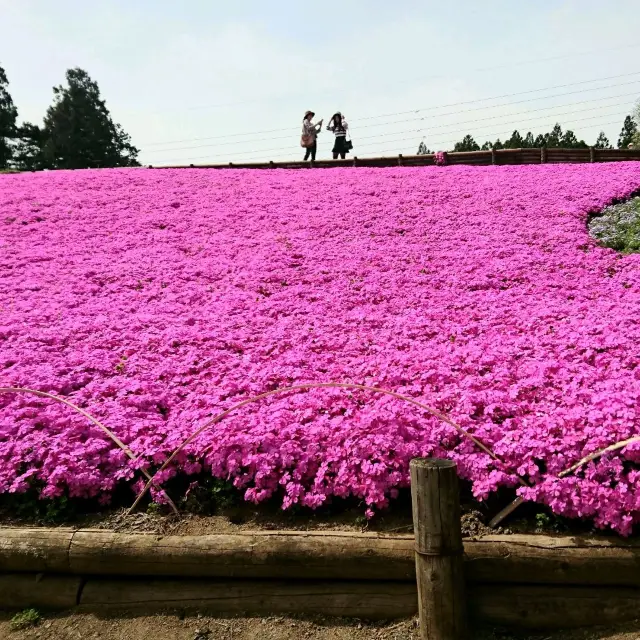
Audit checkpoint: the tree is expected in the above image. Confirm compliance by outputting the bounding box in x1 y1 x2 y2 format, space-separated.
481 138 503 150
594 131 612 149
0 65 18 169
533 133 546 147
504 130 524 149
12 123 45 171
617 115 637 149
41 68 139 169
453 134 480 152
416 141 432 155
631 101 640 148
560 129 587 148
545 123 563 148
523 132 535 148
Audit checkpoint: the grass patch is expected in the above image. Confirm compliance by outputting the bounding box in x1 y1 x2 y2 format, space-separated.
589 195 640 252
10 609 41 631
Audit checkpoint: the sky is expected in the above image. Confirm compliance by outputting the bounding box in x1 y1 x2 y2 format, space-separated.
2 0 639 165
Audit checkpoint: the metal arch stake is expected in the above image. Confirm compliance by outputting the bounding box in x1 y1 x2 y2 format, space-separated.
0 387 179 515
127 381 528 515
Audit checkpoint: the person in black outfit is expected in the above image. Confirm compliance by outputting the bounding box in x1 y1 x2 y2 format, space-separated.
327 112 350 159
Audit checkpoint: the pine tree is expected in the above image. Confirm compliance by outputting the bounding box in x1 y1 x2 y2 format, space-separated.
0 65 18 169
523 132 535 148
561 129 588 148
617 115 637 149
12 123 45 171
545 123 563 148
42 68 139 169
416 141 432 155
453 134 480 152
594 131 612 149
504 130 524 149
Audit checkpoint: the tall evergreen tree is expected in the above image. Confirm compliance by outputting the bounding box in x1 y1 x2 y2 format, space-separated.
12 123 45 171
594 131 612 149
416 141 431 155
0 65 18 169
523 132 535 148
533 133 546 147
453 134 480 152
560 129 588 148
42 68 139 169
504 130 524 149
617 115 638 149
545 123 563 148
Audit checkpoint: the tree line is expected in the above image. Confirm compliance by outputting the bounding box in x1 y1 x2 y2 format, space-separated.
0 64 139 171
417 106 640 154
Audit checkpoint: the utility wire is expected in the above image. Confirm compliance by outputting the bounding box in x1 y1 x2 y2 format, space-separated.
144 91 639 155
136 42 640 115
141 70 640 147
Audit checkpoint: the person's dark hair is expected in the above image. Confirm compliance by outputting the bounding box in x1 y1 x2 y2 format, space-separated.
331 113 344 131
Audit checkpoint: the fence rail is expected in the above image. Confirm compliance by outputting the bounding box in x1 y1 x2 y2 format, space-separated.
153 147 640 170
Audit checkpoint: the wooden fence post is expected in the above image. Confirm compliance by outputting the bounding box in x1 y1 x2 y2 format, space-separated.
410 458 467 640
540 147 547 164
491 149 496 165
398 154 403 166
590 147 596 163
353 156 358 167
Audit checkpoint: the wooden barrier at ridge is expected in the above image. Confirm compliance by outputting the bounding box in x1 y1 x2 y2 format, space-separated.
152 147 640 170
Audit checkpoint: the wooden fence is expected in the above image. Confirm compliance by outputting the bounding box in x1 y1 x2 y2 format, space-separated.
153 147 640 170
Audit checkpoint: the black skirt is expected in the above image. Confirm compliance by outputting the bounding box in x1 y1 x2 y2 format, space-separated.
332 136 350 155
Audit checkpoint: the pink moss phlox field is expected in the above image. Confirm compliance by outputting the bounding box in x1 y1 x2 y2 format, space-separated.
2 164 640 533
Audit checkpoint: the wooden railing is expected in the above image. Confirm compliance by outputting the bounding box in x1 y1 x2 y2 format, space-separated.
152 147 640 170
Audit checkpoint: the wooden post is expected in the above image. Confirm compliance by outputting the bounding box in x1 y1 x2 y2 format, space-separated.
398 154 403 166
590 147 596 163
353 156 358 167
410 458 467 640
540 147 547 164
491 149 496 165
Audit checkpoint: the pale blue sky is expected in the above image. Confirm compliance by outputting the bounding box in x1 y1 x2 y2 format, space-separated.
2 0 639 164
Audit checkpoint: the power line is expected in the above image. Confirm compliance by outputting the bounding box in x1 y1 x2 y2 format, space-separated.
141 70 640 147
144 90 639 155
135 42 640 115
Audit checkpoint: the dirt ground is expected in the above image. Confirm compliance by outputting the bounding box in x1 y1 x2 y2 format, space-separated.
1 611 640 640
0 503 515 539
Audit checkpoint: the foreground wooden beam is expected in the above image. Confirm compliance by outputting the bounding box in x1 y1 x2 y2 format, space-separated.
469 584 640 629
0 573 81 609
0 527 73 572
2 528 640 586
78 578 418 620
3 574 639 629
68 530 415 580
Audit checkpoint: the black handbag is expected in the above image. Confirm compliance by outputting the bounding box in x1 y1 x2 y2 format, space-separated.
346 138 353 151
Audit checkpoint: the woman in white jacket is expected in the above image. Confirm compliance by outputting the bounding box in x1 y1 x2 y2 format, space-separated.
301 110 323 161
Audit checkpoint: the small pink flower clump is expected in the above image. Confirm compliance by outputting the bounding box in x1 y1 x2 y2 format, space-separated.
1 163 640 533
434 151 447 166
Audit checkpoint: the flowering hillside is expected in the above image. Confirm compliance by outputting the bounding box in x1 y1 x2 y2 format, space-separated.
1 164 640 533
